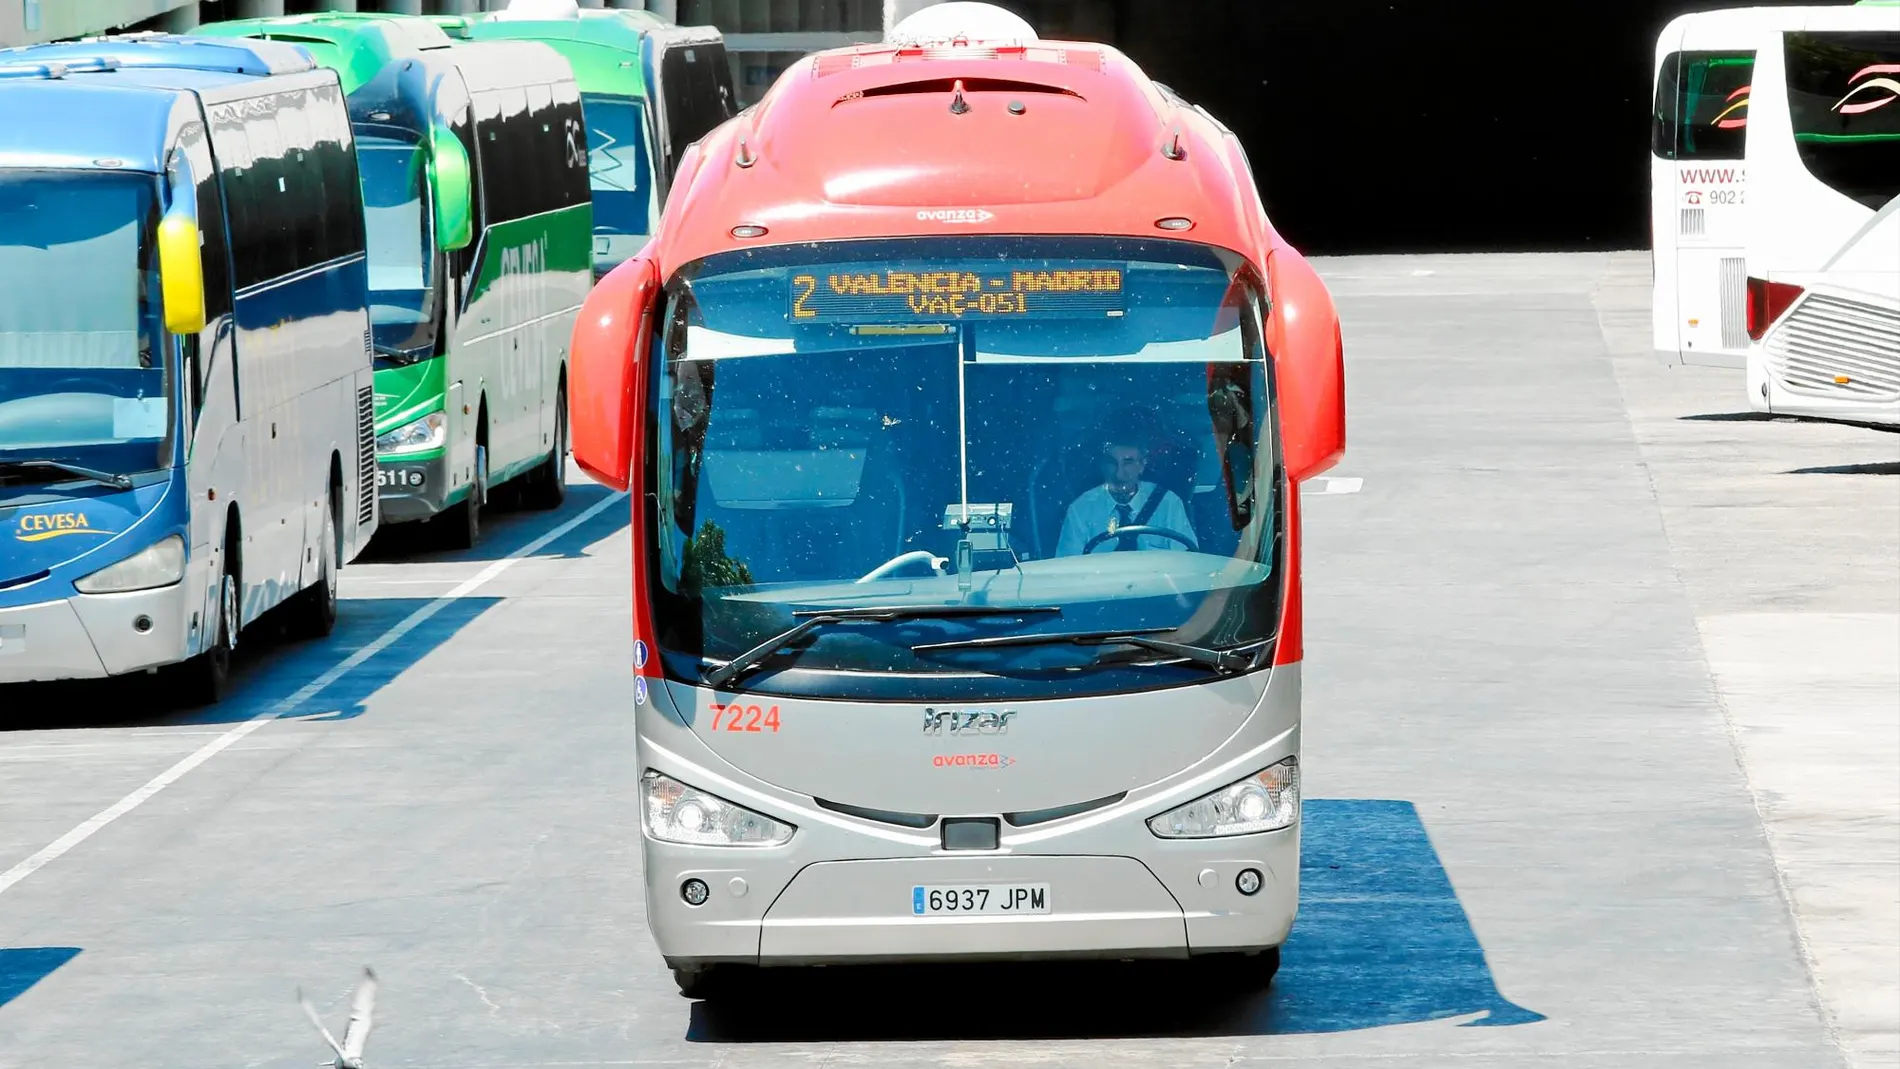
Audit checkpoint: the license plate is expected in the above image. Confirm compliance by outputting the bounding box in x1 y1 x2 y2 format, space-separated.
911 883 1049 915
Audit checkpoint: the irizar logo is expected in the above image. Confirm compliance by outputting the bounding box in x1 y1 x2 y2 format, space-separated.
917 208 994 224
923 708 1015 736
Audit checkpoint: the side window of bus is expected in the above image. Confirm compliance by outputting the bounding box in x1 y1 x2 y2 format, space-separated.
241 96 300 283
273 90 330 269
312 83 367 259
1653 50 1753 160
176 122 232 428
659 47 692 177
476 86 539 225
551 79 591 210
209 106 270 291
179 123 233 324
1785 32 1900 209
525 82 565 214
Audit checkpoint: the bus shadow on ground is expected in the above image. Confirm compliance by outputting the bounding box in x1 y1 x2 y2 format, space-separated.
687 799 1542 1042
0 481 624 731
0 595 499 730
1785 460 1900 476
356 478 624 566
0 948 80 1011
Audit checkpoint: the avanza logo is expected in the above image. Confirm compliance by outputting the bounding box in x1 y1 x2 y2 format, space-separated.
933 753 1015 768
917 208 994 224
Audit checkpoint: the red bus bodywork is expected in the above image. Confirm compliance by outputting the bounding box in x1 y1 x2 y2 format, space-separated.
568 35 1344 678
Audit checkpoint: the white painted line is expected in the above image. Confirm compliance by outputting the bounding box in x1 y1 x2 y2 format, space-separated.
1302 476 1364 495
0 490 628 900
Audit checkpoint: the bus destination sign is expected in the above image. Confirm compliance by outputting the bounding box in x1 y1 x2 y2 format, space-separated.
789 262 1125 322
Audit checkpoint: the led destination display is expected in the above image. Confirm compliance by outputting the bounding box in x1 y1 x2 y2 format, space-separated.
788 262 1125 322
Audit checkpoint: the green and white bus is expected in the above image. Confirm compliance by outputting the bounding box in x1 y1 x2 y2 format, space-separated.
435 0 735 279
195 14 593 547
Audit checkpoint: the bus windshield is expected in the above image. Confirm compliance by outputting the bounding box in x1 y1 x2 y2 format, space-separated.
357 134 437 361
0 170 172 482
649 236 1284 702
1786 31 1900 208
582 93 654 241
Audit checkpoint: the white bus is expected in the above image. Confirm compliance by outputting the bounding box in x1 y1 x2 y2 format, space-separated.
1651 1 1899 396
1743 5 1899 426
0 34 379 705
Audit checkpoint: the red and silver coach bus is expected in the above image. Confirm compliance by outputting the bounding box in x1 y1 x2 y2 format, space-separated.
569 3 1346 999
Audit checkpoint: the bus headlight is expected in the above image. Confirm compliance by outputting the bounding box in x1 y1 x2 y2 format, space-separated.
641 770 794 847
1148 757 1299 838
376 410 446 454
73 534 186 594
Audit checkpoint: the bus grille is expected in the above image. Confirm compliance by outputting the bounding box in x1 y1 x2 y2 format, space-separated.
1680 208 1705 237
1766 294 1900 401
355 385 376 526
1720 257 1748 350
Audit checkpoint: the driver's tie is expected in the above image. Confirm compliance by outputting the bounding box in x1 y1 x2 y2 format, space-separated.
1114 502 1139 551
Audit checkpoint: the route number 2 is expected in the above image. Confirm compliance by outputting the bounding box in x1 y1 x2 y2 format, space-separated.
710 704 781 733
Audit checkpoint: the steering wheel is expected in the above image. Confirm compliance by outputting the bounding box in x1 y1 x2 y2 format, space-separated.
1081 525 1197 554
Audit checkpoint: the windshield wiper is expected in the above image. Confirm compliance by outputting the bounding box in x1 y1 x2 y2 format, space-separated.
911 628 1259 675
702 604 1062 690
0 459 132 491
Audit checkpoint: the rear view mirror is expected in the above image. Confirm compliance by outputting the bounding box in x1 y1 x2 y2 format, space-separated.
157 214 207 337
156 155 207 339
1265 249 1346 482
429 125 473 252
571 254 660 490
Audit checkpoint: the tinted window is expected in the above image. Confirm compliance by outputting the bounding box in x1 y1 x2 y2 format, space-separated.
210 89 363 290
551 79 592 211
312 83 367 259
179 123 232 323
1653 50 1755 160
209 105 269 289
474 86 541 224
1785 31 1900 208
582 92 653 237
647 235 1283 702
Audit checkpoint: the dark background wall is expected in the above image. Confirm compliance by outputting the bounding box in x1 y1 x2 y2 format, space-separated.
977 0 1819 255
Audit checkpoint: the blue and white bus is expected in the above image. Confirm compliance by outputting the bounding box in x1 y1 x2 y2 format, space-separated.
0 34 379 705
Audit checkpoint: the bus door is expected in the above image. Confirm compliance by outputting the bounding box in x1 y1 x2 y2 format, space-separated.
1655 38 1757 367
170 117 238 615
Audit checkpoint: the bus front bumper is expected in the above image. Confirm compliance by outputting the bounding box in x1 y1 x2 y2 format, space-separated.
0 583 196 684
375 453 458 525
645 825 1299 969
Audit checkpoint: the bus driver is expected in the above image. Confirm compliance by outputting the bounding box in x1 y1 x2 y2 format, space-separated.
1055 431 1197 556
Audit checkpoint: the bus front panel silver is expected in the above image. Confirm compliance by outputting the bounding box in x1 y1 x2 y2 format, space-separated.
0 581 195 683
638 664 1301 967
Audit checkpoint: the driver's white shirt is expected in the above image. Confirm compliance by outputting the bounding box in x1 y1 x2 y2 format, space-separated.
1055 481 1195 556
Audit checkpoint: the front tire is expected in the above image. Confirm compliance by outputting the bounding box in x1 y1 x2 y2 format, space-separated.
672 964 737 1000
520 392 567 511
1199 945 1281 989
284 490 338 640
436 442 485 551
171 559 235 707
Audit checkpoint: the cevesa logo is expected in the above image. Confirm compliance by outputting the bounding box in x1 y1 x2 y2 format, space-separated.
14 512 116 543
917 208 994 224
